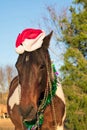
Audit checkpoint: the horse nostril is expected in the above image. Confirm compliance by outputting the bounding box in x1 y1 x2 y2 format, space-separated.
19 105 37 121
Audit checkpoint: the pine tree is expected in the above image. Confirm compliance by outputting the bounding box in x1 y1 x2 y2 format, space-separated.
59 1 87 129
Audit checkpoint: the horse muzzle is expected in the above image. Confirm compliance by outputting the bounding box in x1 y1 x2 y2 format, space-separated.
19 104 37 122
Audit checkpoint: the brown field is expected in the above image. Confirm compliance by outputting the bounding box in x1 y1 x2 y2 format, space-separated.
0 119 14 130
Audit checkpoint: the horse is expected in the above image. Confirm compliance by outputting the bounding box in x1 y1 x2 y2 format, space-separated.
7 30 66 130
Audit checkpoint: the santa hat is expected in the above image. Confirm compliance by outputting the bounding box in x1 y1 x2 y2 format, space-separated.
15 28 45 54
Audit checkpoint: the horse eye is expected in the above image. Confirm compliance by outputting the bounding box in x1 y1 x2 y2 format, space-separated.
40 64 45 70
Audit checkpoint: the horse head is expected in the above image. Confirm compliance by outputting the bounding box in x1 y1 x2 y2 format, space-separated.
15 31 53 122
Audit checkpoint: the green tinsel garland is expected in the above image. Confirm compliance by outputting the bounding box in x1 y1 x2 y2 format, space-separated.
23 64 58 130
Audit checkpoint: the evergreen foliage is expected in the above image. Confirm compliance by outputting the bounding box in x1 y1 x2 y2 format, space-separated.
59 0 87 129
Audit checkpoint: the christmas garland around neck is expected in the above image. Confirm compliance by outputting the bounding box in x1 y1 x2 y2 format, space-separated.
23 63 58 130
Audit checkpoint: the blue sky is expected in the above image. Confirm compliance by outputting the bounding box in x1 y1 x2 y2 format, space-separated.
0 0 72 68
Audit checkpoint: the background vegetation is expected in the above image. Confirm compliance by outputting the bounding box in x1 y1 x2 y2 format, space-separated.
0 66 17 104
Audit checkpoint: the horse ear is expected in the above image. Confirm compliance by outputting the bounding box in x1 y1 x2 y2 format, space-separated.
42 31 53 49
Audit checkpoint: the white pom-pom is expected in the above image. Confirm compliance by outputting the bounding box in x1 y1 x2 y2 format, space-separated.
16 45 24 54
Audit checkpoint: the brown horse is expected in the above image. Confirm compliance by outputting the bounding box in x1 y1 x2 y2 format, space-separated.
7 31 66 130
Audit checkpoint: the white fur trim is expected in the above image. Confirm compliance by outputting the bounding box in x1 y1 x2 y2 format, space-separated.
16 31 45 54
16 45 24 54
8 84 21 110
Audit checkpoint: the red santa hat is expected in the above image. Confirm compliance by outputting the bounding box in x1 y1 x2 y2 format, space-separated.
15 28 45 54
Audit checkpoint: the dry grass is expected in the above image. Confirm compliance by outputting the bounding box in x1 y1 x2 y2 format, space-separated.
0 118 14 130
